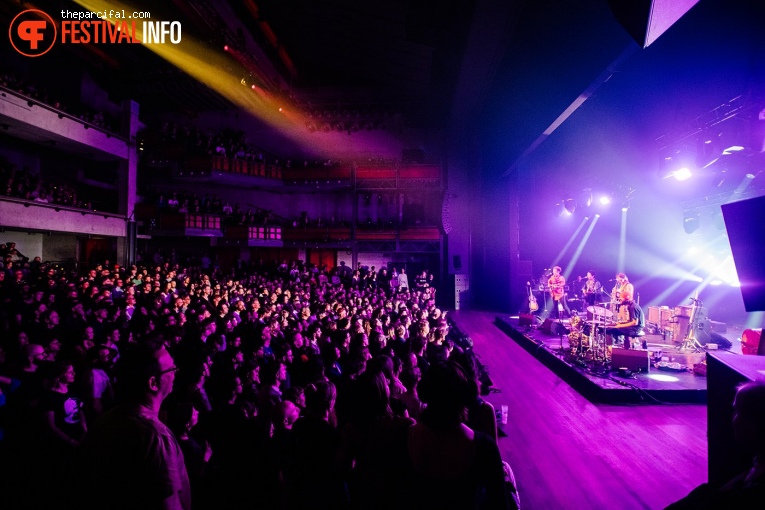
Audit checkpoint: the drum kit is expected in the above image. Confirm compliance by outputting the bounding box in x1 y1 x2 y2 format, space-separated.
568 301 616 361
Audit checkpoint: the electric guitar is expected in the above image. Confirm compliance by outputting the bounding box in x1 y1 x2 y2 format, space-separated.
528 283 539 312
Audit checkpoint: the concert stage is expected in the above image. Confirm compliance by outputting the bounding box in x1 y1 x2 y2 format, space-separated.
495 315 711 404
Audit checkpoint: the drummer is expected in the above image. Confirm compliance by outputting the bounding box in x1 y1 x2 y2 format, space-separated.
605 290 645 349
581 271 603 308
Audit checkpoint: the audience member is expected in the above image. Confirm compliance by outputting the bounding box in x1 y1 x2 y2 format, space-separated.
82 342 191 510
666 380 765 510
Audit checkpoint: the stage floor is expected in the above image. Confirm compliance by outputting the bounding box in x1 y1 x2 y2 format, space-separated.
495 314 715 403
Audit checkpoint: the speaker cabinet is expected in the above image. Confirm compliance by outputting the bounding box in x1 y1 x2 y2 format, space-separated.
519 313 535 327
611 348 650 373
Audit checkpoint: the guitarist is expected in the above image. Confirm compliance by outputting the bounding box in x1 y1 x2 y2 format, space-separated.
581 271 603 308
547 266 570 318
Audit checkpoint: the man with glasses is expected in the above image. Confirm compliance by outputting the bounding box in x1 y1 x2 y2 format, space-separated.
83 341 190 510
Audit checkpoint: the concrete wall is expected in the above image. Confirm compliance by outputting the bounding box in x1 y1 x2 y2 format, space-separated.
355 252 394 271
0 200 126 237
0 233 43 260
42 234 78 263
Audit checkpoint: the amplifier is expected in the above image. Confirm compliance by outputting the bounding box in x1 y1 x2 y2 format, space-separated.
612 348 650 373
649 306 674 330
660 307 673 328
674 305 707 319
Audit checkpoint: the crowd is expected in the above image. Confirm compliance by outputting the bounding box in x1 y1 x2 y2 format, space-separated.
0 159 101 211
153 190 277 226
143 122 353 170
0 254 518 509
146 123 272 163
0 68 116 132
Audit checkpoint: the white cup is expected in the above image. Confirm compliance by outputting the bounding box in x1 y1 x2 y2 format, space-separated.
500 405 509 425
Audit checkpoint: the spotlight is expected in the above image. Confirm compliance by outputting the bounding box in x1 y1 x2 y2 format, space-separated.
620 200 630 211
579 189 593 208
224 45 229 51
746 173 756 179
564 198 576 214
599 196 611 205
673 168 692 181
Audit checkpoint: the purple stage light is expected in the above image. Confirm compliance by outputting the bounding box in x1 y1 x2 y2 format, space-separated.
674 167 692 181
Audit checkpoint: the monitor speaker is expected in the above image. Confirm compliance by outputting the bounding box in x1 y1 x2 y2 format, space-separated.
611 348 650 373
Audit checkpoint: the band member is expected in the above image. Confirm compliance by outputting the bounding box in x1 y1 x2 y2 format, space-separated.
611 273 634 302
547 266 570 318
605 290 645 349
581 271 603 308
610 273 634 315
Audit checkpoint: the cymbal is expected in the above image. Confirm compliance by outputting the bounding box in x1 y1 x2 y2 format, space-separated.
587 305 614 318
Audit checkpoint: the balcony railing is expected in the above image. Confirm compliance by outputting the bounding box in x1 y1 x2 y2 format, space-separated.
185 214 220 230
211 156 283 179
177 156 441 185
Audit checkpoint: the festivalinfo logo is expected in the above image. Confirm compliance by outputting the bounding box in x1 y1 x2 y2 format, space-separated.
9 8 182 57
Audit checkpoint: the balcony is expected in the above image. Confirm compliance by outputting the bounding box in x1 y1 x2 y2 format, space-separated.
0 85 129 161
0 197 125 237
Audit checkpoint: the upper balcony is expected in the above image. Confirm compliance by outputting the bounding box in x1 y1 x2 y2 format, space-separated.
0 85 130 161
0 196 126 237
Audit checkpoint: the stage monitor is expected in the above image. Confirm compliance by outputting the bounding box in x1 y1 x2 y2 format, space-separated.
722 195 765 311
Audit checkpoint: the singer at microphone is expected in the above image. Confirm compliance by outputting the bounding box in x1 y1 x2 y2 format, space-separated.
611 273 635 310
581 271 603 308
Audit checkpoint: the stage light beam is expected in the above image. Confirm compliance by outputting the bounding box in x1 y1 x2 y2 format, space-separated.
618 208 627 273
552 217 588 267
564 216 600 277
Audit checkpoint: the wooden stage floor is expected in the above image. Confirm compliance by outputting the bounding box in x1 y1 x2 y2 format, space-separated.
494 314 711 404
451 310 708 510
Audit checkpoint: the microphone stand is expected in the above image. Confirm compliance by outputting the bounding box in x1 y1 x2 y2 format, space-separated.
554 294 567 355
